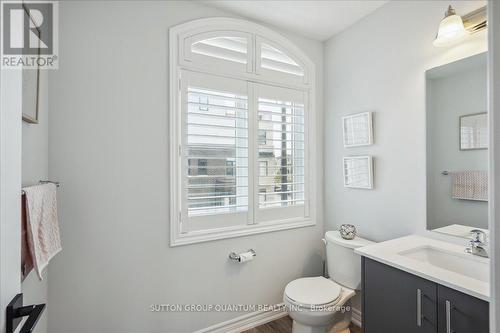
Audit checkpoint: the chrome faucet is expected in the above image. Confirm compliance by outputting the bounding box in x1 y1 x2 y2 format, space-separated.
465 229 489 258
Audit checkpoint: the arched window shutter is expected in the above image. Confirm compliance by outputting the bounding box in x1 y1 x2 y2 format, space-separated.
169 18 316 245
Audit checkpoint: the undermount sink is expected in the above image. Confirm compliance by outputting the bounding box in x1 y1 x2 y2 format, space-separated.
399 246 489 283
356 235 490 300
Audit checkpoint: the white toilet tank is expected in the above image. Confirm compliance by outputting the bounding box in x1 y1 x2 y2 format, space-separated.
325 231 374 290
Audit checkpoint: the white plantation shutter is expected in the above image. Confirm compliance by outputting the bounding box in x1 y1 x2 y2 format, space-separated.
254 84 308 223
183 32 253 75
191 36 248 64
181 74 309 229
181 71 250 231
256 37 307 86
171 20 315 244
260 42 304 77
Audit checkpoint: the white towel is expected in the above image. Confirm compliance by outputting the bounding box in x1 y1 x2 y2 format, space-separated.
451 170 488 202
23 183 62 280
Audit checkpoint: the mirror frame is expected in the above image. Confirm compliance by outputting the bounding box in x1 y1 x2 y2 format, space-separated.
459 111 488 151
425 52 488 237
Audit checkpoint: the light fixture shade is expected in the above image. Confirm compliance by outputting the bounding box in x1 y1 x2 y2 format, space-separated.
434 8 469 47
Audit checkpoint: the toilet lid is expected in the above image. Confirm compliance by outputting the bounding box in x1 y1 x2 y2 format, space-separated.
284 277 341 306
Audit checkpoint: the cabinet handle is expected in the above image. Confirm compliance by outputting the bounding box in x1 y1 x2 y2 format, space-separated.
446 300 453 333
416 288 422 327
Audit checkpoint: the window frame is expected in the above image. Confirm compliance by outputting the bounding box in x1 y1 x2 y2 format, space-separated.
170 18 317 246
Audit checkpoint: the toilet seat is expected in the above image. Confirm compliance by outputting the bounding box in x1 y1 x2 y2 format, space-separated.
284 277 342 309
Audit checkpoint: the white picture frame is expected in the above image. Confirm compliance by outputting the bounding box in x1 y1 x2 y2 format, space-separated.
459 112 488 150
343 156 373 189
22 5 41 124
342 112 373 147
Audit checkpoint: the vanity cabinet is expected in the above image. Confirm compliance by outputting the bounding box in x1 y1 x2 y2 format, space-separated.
362 257 437 333
437 285 489 333
362 257 489 333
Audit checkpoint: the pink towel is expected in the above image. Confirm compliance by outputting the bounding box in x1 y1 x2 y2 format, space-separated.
23 183 62 280
452 170 488 202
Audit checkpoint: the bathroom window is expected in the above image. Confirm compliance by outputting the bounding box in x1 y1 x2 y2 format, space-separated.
184 72 249 222
255 84 307 223
170 18 316 245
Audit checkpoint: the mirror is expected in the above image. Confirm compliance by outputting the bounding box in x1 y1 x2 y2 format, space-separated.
426 53 488 238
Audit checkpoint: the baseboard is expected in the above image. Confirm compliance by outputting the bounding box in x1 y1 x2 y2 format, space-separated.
351 307 362 327
193 303 287 333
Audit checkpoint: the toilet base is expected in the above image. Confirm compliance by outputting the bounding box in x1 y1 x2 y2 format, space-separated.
328 327 350 333
291 320 327 333
291 320 351 333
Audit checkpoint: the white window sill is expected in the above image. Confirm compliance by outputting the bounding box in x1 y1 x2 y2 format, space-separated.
170 218 315 247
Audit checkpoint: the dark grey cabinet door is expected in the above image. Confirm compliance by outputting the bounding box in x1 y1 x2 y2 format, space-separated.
437 285 489 333
363 258 438 333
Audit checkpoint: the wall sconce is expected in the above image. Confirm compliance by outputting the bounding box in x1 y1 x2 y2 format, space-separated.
434 5 487 47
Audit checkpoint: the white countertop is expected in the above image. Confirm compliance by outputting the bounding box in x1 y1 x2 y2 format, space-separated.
355 235 490 301
433 224 489 239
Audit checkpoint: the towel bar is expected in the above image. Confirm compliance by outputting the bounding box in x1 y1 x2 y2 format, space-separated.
39 180 60 187
21 180 60 195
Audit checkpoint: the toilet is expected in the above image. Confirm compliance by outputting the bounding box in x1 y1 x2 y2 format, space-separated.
283 231 374 333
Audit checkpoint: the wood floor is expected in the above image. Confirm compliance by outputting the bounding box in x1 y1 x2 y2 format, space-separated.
242 316 361 333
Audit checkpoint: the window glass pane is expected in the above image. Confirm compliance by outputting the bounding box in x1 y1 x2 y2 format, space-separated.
186 87 248 216
257 96 305 208
260 43 304 77
192 36 247 64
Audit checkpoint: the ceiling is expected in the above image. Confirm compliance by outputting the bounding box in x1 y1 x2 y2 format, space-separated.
202 1 389 41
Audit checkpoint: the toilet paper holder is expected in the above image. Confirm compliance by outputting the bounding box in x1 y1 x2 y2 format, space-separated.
229 249 256 262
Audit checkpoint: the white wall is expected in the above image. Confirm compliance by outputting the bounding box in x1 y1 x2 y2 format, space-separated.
324 0 487 242
488 1 500 331
324 1 487 314
427 65 488 230
47 2 324 332
21 70 49 333
0 64 23 333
